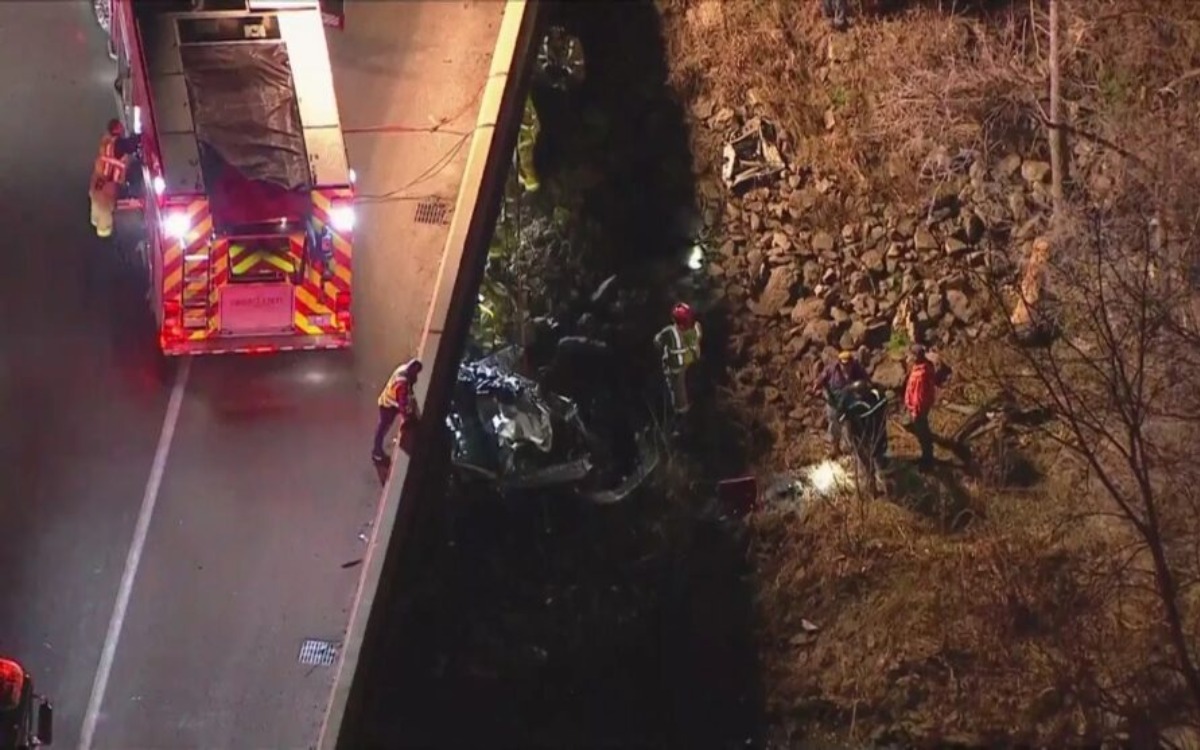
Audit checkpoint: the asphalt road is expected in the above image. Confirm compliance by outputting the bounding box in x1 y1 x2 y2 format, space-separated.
0 1 488 747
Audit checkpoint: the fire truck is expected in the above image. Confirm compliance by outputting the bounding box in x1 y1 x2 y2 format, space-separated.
104 0 355 355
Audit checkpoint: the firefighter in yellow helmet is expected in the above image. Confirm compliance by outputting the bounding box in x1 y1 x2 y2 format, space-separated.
516 94 541 193
655 302 702 415
90 118 129 239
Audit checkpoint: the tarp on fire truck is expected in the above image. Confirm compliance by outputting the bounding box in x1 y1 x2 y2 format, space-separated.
180 42 311 192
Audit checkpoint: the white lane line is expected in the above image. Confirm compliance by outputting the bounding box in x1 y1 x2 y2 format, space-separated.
78 356 192 750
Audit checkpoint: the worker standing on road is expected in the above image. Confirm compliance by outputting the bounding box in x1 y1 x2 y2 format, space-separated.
90 118 128 238
902 345 947 471
811 350 869 457
516 94 541 193
372 358 423 464
0 659 22 713
655 302 702 415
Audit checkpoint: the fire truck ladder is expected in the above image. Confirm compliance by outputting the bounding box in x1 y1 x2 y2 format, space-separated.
181 248 211 330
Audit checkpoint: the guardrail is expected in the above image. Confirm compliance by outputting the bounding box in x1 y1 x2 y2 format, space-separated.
316 2 542 748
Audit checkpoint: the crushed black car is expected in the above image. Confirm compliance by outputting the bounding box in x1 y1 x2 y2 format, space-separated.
446 347 658 503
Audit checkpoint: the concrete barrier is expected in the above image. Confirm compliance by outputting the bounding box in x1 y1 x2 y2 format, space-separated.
317 2 542 747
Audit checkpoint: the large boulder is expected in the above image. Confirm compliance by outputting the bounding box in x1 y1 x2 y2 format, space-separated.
872 359 907 390
791 296 828 325
751 265 797 316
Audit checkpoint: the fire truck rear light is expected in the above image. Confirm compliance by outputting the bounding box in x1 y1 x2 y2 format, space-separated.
329 205 355 233
163 211 190 239
336 292 351 328
163 300 184 339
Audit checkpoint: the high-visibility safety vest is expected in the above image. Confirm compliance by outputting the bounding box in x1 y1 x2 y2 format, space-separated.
516 95 541 192
378 360 418 411
656 323 702 371
95 134 126 184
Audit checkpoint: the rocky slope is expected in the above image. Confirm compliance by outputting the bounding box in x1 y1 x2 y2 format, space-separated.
659 0 1200 744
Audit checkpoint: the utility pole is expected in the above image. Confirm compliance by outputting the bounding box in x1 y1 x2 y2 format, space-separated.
1048 0 1065 215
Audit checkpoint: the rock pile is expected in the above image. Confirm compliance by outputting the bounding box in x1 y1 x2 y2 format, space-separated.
693 109 1056 436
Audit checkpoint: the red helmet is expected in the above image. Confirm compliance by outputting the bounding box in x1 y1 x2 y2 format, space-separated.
0 658 24 710
672 302 696 328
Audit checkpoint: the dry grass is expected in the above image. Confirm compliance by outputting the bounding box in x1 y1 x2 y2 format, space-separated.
661 0 1200 203
752 483 1175 745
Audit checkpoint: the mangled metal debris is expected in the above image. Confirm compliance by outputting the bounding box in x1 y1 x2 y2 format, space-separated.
721 117 786 193
762 457 856 509
447 348 658 502
536 26 586 91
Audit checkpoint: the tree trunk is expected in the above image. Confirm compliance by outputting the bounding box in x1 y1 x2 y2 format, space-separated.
1048 0 1066 214
1147 528 1200 711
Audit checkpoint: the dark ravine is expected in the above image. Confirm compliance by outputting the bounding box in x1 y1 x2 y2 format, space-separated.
365 1 765 747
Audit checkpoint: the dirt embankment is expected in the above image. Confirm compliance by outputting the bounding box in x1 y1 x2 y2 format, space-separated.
659 0 1200 745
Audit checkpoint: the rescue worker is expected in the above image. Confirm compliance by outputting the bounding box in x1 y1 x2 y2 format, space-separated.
372 358 423 463
654 302 702 415
903 344 942 471
90 118 128 239
836 380 889 495
811 350 869 457
0 657 26 749
516 94 541 193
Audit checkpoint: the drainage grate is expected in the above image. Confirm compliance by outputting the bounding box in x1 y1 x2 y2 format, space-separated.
414 198 451 226
298 638 340 667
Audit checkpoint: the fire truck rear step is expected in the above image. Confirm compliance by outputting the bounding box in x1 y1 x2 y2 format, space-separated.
182 251 211 329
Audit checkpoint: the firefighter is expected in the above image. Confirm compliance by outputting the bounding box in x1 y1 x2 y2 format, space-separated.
655 302 702 415
811 350 869 457
90 118 128 239
516 94 541 193
0 659 22 713
0 657 25 749
372 358 423 464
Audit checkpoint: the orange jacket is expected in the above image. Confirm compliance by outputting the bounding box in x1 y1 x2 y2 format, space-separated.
904 361 937 417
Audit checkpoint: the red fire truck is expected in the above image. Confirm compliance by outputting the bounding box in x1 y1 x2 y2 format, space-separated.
104 0 355 355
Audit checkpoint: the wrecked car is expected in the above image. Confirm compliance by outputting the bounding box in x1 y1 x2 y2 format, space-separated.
446 347 658 504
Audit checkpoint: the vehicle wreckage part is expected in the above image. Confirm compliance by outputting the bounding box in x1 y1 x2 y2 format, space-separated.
448 349 657 500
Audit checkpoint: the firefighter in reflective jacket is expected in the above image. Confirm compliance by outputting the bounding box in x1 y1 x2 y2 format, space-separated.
516 94 541 192
372 358 423 463
0 657 26 749
655 302 702 414
90 118 127 238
